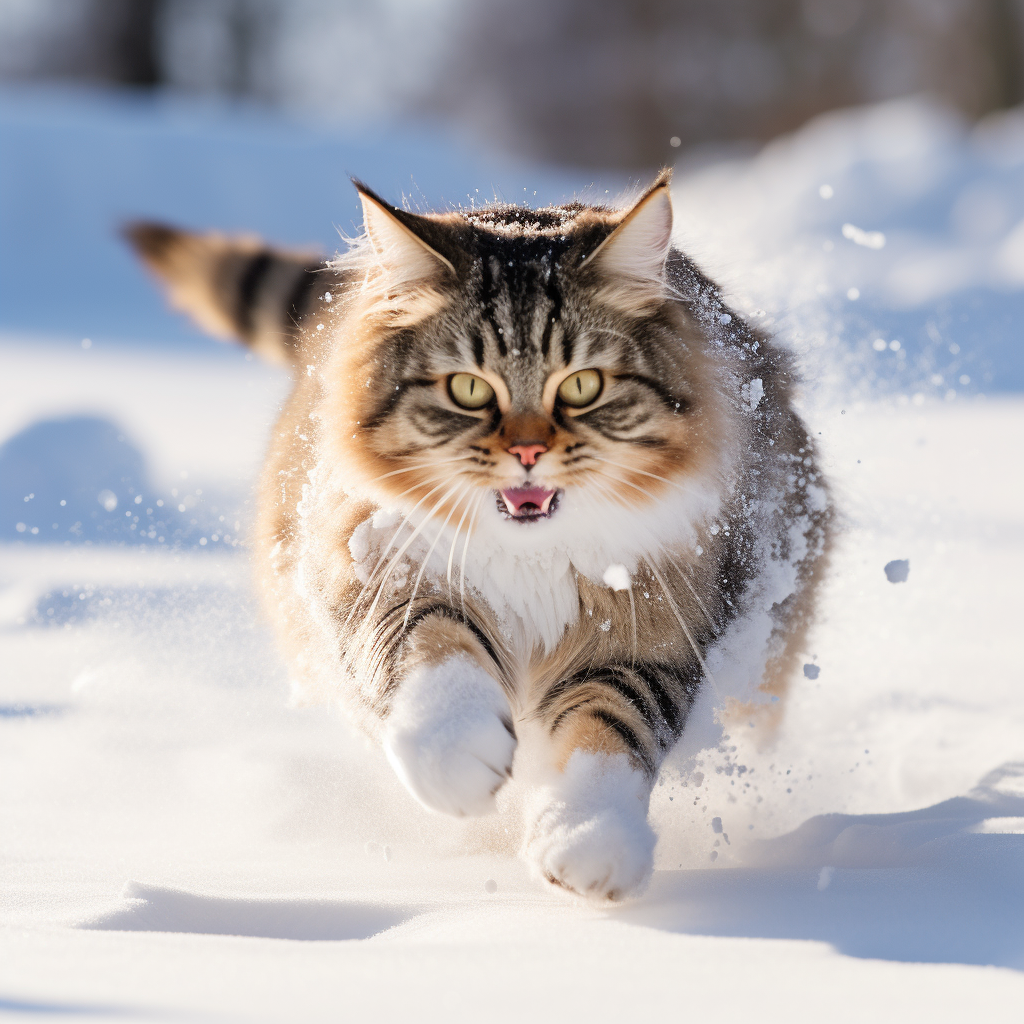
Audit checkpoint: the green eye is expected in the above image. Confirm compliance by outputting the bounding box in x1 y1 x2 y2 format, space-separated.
448 373 495 409
558 368 603 407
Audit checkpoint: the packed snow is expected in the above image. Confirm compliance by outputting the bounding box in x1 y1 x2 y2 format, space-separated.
1 87 1023 1021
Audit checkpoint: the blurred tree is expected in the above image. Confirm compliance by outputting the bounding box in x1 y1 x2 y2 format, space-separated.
2 0 1023 170
0 0 157 84
155 0 282 98
435 0 1024 168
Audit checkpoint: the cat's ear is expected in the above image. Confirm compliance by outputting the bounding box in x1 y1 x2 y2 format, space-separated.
353 179 456 286
582 170 673 303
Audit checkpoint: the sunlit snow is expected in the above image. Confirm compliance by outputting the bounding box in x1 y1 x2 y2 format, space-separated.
2 88 1024 1019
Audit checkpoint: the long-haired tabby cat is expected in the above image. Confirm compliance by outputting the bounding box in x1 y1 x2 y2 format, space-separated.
127 170 832 900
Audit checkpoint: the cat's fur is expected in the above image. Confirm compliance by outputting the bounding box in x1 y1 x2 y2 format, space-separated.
127 171 833 900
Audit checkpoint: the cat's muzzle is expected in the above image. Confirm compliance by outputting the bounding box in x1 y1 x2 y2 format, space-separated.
497 485 560 522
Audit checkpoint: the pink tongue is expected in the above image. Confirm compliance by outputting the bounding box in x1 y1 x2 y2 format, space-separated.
501 486 556 516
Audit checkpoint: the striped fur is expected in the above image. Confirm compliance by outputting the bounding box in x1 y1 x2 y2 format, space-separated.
127 173 834 900
125 222 334 363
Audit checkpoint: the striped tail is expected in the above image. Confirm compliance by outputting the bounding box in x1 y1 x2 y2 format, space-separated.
124 222 335 365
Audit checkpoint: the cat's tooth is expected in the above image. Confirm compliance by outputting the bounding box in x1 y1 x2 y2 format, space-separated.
539 490 555 514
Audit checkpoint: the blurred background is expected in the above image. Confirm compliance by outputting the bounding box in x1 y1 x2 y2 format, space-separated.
4 0 1024 546
3 0 1024 168
6 0 1024 338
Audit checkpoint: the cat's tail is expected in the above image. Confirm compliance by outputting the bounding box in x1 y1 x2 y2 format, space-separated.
124 222 333 365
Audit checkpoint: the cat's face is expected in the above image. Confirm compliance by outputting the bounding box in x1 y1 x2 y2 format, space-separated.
324 176 733 558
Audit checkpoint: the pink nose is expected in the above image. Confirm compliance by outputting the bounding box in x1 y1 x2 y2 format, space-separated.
508 443 548 467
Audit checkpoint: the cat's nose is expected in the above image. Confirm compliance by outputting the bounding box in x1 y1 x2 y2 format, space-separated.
507 443 548 467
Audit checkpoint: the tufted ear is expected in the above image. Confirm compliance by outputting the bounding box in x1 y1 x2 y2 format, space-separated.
582 170 674 300
353 179 455 287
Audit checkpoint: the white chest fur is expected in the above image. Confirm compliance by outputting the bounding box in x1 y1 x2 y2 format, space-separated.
345 475 723 655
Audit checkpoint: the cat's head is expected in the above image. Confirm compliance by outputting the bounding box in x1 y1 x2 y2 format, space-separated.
322 172 737 562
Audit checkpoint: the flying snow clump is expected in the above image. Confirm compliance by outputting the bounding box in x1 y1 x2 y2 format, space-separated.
603 563 631 591
884 559 910 583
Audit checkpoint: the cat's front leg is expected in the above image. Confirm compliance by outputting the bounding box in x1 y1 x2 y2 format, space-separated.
524 661 697 900
382 613 516 817
525 749 656 901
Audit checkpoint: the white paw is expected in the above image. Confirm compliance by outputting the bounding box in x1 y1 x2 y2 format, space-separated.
384 656 516 817
524 752 655 901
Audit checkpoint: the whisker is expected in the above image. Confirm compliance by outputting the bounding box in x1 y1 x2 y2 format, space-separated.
588 455 690 496
403 483 472 629
361 456 473 486
364 481 466 625
665 552 723 636
345 466 474 608
459 490 487 619
446 488 476 598
581 465 722 673
577 491 639 667
339 471 483 631
586 465 663 508
646 561 721 701
581 468 720 658
342 477 451 631
627 578 638 666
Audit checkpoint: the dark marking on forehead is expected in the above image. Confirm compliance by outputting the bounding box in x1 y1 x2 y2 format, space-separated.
468 230 573 364
480 256 507 358
561 325 574 368
471 328 485 368
540 273 563 359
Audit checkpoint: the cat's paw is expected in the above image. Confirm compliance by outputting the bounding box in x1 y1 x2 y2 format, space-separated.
383 655 516 817
524 751 655 901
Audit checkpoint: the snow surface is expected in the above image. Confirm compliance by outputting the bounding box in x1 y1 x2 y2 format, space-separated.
2 89 1024 1020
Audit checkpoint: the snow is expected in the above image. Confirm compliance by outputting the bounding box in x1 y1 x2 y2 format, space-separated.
2 87 1024 1020
602 562 631 591
841 222 887 249
672 96 1024 394
884 558 911 583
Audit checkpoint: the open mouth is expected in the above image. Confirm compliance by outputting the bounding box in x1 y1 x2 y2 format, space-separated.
497 486 560 522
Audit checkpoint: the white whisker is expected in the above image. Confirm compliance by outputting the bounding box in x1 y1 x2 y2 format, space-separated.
446 487 476 598
588 465 662 506
627 581 638 666
459 490 487 619
665 552 722 636
647 561 721 701
588 454 691 496
365 481 466 625
402 483 472 628
361 455 473 487
577 490 639 666
586 469 721 636
342 477 451 631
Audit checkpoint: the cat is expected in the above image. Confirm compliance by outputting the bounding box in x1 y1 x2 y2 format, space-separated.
127 170 833 900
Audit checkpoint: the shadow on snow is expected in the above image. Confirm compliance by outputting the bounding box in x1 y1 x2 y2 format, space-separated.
619 763 1024 968
81 881 413 942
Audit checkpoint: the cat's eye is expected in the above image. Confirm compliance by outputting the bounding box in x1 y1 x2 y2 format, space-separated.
557 368 603 408
448 373 495 409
